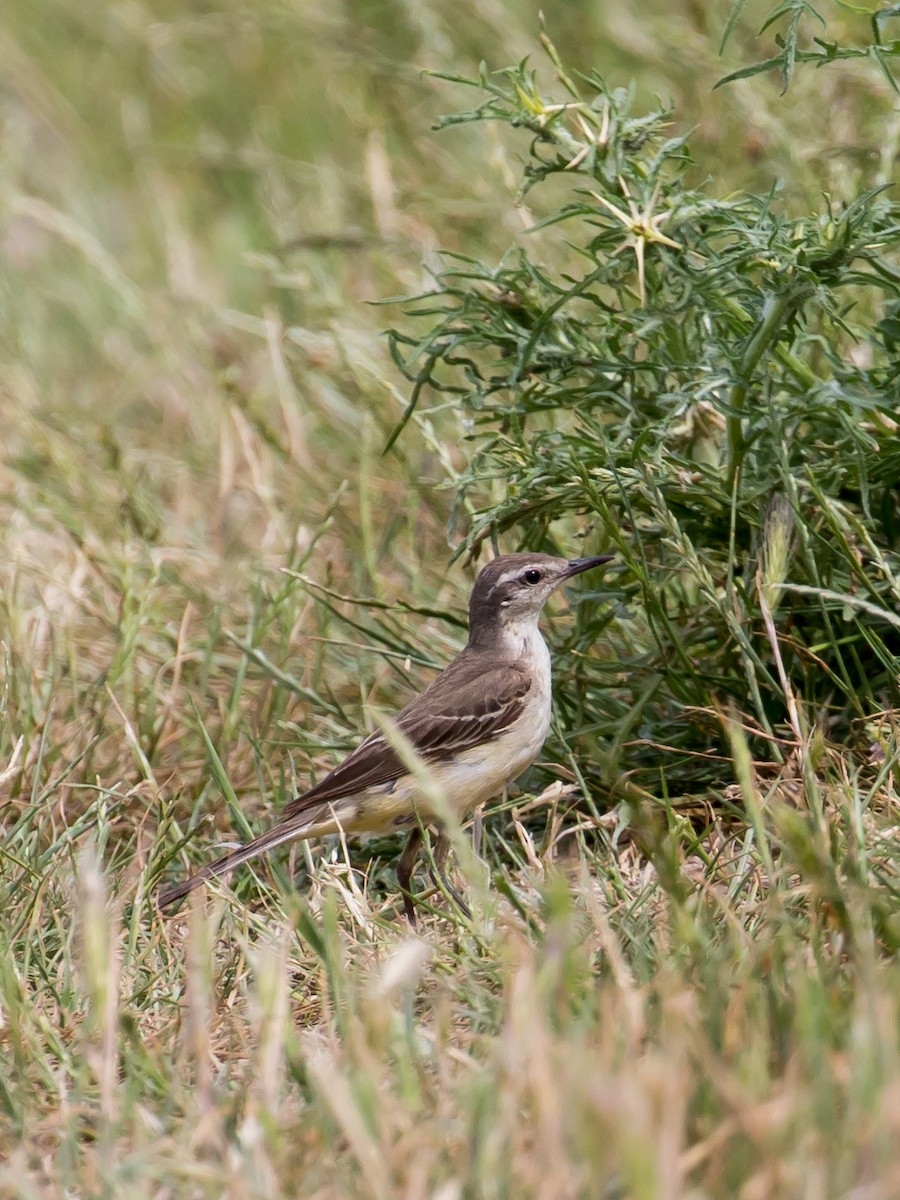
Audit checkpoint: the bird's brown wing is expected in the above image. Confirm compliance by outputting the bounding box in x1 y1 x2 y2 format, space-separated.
281 651 532 819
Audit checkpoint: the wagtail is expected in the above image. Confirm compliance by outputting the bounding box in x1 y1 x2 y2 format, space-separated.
157 552 612 919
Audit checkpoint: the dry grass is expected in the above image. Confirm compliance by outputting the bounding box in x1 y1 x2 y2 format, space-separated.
3 789 899 1198
1 1 899 1196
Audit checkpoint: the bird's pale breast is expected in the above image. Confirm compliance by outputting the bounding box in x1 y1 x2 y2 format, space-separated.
418 627 552 820
351 630 554 832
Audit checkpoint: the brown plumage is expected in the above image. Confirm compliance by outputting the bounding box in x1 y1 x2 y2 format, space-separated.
157 551 612 918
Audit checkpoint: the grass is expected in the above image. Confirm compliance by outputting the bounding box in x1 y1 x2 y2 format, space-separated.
1 0 899 1196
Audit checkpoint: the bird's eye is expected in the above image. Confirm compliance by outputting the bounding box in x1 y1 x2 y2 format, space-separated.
523 569 542 585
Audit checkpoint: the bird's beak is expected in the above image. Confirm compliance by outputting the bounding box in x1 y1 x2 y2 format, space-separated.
563 555 614 579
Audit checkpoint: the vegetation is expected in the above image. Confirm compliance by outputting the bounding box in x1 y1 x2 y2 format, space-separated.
389 33 900 801
0 1 898 1196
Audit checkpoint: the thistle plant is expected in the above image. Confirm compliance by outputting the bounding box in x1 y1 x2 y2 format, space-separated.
387 35 900 803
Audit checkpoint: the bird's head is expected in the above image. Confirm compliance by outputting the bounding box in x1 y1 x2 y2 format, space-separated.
467 552 613 646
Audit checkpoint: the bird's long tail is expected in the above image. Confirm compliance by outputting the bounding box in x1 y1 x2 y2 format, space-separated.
157 801 357 909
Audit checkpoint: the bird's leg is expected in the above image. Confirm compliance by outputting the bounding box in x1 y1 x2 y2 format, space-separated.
471 804 485 859
429 828 471 919
396 827 423 925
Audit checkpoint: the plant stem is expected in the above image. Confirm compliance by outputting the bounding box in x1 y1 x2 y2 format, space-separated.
725 281 815 489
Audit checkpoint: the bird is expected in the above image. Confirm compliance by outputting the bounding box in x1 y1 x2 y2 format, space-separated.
157 551 612 919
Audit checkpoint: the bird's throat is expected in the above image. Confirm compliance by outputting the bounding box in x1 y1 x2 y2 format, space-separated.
469 612 546 662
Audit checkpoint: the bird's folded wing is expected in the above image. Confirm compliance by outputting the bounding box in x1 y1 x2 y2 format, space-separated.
281 655 532 818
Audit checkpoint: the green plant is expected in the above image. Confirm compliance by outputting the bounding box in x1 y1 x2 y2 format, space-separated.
719 0 900 92
387 35 900 805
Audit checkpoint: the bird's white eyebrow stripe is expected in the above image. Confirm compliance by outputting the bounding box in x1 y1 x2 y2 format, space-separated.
489 568 527 592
